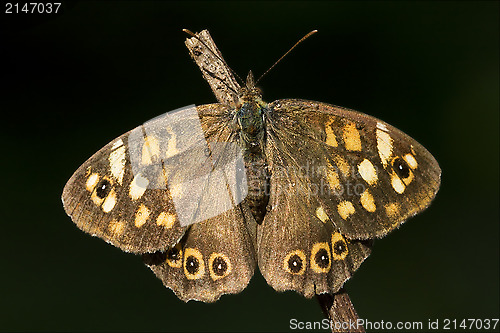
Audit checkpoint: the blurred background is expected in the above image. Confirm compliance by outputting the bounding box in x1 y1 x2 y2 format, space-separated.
1 1 498 331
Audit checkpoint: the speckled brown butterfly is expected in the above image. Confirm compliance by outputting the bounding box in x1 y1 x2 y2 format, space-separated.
62 30 441 303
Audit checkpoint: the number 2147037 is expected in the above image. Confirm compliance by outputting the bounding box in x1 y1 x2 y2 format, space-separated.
5 2 61 14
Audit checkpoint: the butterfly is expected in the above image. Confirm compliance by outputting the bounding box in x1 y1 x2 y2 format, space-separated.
62 29 441 303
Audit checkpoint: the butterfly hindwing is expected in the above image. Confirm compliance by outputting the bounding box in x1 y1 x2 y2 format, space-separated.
257 184 372 297
143 202 256 302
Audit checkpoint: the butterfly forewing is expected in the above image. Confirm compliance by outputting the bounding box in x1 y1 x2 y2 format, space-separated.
62 104 242 253
265 99 441 240
62 132 188 253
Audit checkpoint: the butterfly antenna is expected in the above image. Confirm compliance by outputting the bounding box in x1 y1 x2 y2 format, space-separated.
183 29 244 90
256 30 318 85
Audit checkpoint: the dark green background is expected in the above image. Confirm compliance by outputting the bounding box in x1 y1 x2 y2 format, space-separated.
1 1 498 332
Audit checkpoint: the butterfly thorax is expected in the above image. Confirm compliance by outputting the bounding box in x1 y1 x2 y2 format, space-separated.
236 72 267 153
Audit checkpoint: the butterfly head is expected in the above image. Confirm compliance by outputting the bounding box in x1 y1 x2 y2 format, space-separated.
238 71 263 103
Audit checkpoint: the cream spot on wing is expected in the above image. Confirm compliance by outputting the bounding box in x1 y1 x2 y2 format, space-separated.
391 174 406 194
111 139 123 150
91 194 103 206
108 219 126 236
385 202 400 219
404 153 418 169
315 206 329 223
376 122 389 132
165 127 179 158
337 201 355 220
357 159 378 185
360 189 376 212
109 146 126 185
325 119 338 147
141 135 160 165
134 204 150 228
101 188 117 213
334 155 351 177
327 163 341 191
129 173 149 200
156 211 175 228
377 129 393 166
86 173 99 192
342 121 362 151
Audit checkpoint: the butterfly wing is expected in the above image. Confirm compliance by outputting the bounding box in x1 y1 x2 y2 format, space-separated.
267 99 441 239
143 202 257 302
257 184 373 297
62 104 242 254
258 98 440 296
61 132 186 253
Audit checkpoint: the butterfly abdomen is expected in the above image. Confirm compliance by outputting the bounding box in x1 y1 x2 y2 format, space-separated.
244 153 270 224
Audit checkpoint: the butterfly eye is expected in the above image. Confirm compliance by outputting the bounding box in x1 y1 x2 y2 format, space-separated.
310 243 331 273
167 247 181 261
185 256 199 274
333 240 347 256
392 157 411 179
284 250 306 275
212 257 228 275
288 254 303 273
209 253 232 280
331 232 349 260
96 179 112 199
183 248 205 280
165 245 183 268
314 248 330 269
